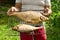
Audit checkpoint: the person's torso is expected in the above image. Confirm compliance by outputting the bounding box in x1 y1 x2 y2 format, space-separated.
19 0 45 26
21 0 45 11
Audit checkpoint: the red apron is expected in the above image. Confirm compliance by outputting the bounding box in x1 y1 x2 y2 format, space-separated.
20 26 46 40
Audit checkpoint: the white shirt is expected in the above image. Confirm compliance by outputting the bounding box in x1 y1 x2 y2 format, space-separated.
16 0 51 11
15 0 51 26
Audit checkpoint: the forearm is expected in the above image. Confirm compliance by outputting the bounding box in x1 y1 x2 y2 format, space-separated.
43 0 52 17
15 3 22 9
15 3 22 11
15 0 22 11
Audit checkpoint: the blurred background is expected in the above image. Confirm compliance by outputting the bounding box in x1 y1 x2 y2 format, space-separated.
0 0 60 40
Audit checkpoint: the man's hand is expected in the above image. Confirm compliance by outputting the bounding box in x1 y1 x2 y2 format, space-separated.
43 6 52 17
7 7 19 16
44 8 52 16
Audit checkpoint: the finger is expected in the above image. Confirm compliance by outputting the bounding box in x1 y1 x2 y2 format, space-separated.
7 8 12 14
8 8 12 12
11 7 17 12
12 9 15 12
44 9 48 13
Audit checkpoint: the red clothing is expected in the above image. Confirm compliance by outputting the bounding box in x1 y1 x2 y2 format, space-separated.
20 26 46 40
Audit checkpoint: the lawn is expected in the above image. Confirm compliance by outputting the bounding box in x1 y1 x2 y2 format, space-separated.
0 13 20 40
0 25 20 40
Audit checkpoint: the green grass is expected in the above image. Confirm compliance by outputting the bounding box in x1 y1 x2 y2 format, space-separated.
0 25 20 40
0 13 20 40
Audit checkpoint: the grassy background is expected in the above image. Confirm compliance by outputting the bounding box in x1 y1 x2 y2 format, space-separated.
0 13 20 40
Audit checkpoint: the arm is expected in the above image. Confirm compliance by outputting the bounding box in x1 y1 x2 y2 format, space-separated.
43 0 52 17
7 0 22 16
15 0 22 11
